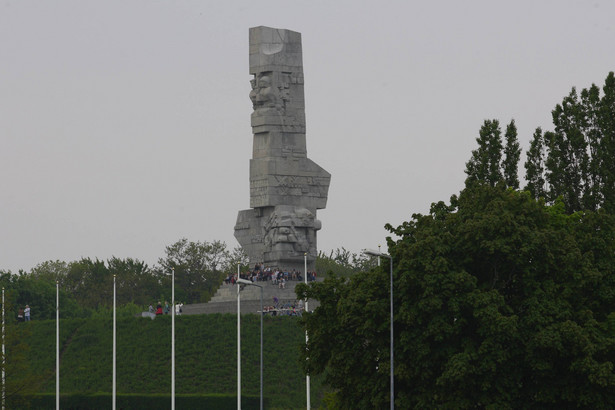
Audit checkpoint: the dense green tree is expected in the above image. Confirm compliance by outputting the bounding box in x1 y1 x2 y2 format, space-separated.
502 119 521 189
315 248 377 278
0 271 83 320
221 246 250 274
545 89 588 212
298 184 615 408
465 119 503 187
29 260 69 285
524 127 546 199
107 257 160 306
580 82 603 211
156 238 229 303
542 72 615 213
25 257 161 313
597 72 615 213
63 258 112 309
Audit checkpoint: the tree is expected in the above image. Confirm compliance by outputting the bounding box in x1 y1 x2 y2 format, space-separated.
107 257 160 306
29 260 69 285
221 246 250 274
597 72 615 213
541 72 615 213
156 238 229 303
502 119 521 189
545 89 587 212
465 119 503 187
298 184 615 408
63 258 112 309
524 127 546 199
315 248 378 278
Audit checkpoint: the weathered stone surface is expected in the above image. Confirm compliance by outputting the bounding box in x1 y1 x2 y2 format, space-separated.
235 26 330 272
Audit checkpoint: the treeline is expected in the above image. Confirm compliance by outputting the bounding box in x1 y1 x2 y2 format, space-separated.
0 238 249 320
297 72 615 408
1 237 362 321
467 71 615 214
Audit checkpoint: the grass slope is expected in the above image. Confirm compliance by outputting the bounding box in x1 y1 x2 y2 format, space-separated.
22 314 323 409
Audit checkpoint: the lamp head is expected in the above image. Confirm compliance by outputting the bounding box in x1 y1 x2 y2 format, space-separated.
362 249 389 258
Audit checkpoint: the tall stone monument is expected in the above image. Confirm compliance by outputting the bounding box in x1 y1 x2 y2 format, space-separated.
234 26 331 272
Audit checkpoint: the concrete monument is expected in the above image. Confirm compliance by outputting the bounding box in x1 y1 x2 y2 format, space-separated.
235 26 331 272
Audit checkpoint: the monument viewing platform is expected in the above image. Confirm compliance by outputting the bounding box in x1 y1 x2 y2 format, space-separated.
180 277 321 316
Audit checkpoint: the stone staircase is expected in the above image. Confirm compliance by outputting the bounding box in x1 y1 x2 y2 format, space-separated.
181 279 320 315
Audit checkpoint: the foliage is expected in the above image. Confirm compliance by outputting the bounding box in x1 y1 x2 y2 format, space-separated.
0 273 85 320
1 236 255 313
315 248 377 278
537 72 615 213
502 119 521 189
524 127 547 199
2 299 49 408
20 392 262 409
156 238 230 303
465 119 521 190
222 246 250 274
1 238 247 316
465 119 503 187
298 184 615 408
16 314 324 409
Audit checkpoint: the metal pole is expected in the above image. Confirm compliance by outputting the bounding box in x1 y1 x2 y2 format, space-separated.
56 281 60 410
378 245 381 267
2 288 5 410
304 253 310 409
362 249 394 409
389 256 394 410
237 263 241 410
113 275 116 410
171 268 175 410
236 278 263 410
259 285 263 410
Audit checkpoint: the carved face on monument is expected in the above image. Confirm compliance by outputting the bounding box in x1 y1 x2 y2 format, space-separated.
254 75 279 111
259 76 271 88
263 207 316 256
249 78 258 106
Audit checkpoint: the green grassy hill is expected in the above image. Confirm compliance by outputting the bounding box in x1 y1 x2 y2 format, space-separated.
17 314 324 409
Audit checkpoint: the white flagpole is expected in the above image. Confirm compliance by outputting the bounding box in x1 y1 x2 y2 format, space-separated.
56 281 60 410
305 253 310 409
2 287 5 410
113 275 116 410
171 268 175 410
237 263 241 410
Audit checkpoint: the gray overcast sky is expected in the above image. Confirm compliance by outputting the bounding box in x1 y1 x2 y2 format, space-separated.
1 0 614 273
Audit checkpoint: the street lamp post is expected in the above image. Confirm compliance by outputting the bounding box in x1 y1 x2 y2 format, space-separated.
113 275 117 410
56 281 60 410
363 249 394 410
304 253 310 410
2 287 5 410
56 280 60 410
236 278 263 410
171 268 175 410
237 263 241 410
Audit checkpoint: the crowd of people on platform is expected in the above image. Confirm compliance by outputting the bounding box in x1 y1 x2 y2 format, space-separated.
262 296 305 316
148 301 183 316
223 263 317 288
